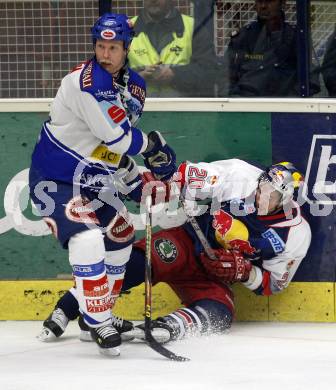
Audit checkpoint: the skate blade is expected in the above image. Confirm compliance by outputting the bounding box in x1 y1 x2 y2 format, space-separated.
98 346 121 357
79 330 93 342
121 332 135 342
37 327 57 342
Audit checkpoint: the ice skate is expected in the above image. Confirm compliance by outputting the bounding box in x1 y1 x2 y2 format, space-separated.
37 308 69 342
78 313 135 342
90 324 121 356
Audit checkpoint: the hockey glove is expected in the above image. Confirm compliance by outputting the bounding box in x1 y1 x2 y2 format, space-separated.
199 248 252 283
142 131 177 181
140 171 172 205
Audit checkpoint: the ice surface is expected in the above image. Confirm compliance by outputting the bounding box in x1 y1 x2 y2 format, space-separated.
1 321 336 390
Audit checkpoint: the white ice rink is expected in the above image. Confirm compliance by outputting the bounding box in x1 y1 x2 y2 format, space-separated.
1 321 336 390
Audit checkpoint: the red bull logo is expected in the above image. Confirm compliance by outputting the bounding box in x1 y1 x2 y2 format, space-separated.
212 210 233 237
213 210 256 255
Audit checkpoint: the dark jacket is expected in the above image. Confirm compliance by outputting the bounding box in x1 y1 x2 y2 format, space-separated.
219 17 319 97
132 8 217 97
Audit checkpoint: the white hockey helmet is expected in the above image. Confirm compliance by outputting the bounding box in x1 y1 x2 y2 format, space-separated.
258 162 304 205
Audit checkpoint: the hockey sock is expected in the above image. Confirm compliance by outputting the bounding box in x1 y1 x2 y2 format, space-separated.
104 245 132 309
56 289 80 320
160 300 233 340
159 307 208 340
69 229 112 327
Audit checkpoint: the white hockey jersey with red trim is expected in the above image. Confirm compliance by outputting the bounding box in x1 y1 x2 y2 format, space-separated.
175 159 311 295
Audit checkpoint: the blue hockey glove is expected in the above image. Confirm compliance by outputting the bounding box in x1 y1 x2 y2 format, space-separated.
142 131 176 181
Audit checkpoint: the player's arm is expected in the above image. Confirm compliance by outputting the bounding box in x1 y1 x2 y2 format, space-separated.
68 75 148 156
67 73 176 179
243 223 312 295
199 248 252 283
176 161 226 200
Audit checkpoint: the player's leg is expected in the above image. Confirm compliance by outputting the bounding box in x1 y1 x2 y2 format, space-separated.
38 243 146 342
30 177 121 354
39 287 79 341
68 227 123 355
147 299 233 343
132 226 234 342
29 172 88 342
134 299 233 343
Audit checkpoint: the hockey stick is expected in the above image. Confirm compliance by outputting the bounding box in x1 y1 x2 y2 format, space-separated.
180 196 217 260
144 196 189 362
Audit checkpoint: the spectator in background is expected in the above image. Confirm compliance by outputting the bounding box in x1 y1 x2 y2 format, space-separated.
322 28 336 97
218 0 320 97
128 0 217 97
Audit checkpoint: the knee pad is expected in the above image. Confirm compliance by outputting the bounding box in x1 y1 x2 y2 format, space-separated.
105 245 132 279
68 229 105 266
105 245 132 266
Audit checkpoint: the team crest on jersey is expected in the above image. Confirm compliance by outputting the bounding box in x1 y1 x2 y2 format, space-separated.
65 196 99 224
106 213 135 243
154 239 178 263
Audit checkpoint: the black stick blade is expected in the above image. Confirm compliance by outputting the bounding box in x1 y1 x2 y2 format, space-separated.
146 332 190 362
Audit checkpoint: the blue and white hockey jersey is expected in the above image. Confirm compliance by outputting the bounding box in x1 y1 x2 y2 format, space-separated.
31 57 148 185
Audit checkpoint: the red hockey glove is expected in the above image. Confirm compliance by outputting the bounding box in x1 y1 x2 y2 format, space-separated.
141 172 171 205
199 249 252 283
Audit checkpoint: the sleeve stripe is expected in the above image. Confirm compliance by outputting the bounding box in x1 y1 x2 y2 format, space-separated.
127 127 145 156
105 132 126 146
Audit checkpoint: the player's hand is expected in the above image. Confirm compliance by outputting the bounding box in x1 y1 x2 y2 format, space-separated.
199 248 252 283
140 172 172 205
142 131 177 181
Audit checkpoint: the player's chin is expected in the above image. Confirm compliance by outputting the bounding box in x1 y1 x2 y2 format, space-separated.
256 206 268 216
99 62 114 72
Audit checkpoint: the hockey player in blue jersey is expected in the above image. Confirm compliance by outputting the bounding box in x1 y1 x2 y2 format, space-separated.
29 13 176 356
37 159 311 344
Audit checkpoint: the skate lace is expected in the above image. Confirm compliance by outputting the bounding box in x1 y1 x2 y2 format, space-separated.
111 315 123 328
51 308 68 329
96 325 117 339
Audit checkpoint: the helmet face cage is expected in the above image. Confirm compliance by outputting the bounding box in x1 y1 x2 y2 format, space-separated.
91 13 135 48
258 162 304 205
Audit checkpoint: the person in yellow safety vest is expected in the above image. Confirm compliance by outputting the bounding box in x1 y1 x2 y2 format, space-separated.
128 0 217 97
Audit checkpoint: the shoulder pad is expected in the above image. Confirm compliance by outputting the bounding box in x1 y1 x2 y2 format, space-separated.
127 68 146 106
71 61 88 73
128 68 146 90
80 58 118 102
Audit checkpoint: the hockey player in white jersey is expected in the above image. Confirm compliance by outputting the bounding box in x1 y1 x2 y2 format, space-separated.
38 159 311 343
29 13 176 356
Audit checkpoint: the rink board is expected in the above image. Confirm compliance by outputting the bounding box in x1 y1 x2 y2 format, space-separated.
0 280 334 322
0 101 335 323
